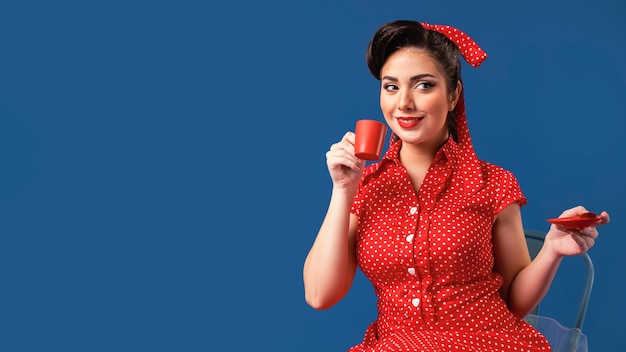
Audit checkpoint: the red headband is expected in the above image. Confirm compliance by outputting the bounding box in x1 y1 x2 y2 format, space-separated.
419 22 487 68
418 21 487 195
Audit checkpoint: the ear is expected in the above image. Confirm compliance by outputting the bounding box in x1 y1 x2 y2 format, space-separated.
449 80 463 111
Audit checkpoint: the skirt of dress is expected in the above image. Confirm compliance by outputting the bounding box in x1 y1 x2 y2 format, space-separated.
347 319 552 352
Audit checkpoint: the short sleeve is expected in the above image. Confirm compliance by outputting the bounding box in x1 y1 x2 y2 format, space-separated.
350 180 365 218
350 162 383 218
494 168 527 215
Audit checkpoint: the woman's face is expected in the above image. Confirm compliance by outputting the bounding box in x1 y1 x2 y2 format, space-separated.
379 47 460 150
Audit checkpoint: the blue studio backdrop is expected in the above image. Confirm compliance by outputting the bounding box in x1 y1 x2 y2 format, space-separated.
0 1 624 351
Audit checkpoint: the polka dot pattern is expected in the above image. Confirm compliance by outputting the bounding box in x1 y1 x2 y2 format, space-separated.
419 22 488 68
347 139 550 351
344 23 550 350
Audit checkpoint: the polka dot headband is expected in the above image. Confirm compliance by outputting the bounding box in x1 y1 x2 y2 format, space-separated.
419 22 488 68
420 21 487 194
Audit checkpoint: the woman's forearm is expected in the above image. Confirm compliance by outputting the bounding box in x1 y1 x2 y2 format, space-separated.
303 188 357 310
506 242 563 317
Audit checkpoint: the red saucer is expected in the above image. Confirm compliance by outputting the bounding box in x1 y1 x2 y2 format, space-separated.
547 212 602 229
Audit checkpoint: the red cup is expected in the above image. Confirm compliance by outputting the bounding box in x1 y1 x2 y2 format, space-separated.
355 119 387 161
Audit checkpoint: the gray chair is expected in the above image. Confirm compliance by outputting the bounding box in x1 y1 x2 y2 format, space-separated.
524 229 594 352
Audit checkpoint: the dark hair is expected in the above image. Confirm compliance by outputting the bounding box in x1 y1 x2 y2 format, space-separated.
366 20 462 141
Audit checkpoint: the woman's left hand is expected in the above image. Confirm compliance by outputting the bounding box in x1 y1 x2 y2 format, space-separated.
545 205 610 257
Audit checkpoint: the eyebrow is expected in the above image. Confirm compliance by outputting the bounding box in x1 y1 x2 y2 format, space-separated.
381 73 437 82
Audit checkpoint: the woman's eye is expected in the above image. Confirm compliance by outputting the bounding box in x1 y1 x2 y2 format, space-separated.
416 82 434 90
383 83 398 91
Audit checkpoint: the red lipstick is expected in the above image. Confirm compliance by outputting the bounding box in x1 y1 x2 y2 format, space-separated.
397 117 423 129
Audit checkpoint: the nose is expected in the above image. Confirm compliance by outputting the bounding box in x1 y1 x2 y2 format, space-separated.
397 90 415 111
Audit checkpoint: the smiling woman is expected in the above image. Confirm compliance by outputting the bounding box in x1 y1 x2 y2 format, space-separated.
302 19 610 352
379 49 459 178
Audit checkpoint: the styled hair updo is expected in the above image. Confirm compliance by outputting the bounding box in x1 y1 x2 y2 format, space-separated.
366 20 462 142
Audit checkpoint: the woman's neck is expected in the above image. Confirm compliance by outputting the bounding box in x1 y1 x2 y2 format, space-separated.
398 134 448 193
398 133 448 169
398 142 438 168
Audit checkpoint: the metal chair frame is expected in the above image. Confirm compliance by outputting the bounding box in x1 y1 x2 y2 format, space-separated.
524 229 594 332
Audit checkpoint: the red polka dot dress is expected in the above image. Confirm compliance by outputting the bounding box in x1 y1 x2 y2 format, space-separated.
346 22 551 351
349 137 550 351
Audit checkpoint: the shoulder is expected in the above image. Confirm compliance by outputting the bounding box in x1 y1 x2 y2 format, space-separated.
477 159 524 193
477 159 527 208
478 159 517 180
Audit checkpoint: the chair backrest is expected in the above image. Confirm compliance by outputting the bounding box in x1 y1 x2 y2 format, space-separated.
524 229 595 331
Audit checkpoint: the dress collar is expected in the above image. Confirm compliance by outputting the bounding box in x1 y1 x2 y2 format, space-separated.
381 137 460 169
379 135 482 195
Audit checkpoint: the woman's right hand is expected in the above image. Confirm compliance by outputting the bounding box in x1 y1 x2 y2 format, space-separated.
326 132 366 192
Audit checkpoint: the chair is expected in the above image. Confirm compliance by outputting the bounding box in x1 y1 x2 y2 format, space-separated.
523 229 594 352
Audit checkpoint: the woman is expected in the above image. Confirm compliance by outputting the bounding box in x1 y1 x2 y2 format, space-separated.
303 20 610 351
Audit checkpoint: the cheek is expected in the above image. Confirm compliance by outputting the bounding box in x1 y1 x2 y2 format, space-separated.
379 91 398 108
379 96 394 114
426 96 450 116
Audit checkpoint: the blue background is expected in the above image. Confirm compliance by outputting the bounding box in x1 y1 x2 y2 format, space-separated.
0 0 624 351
